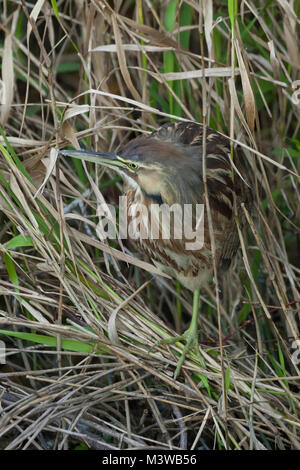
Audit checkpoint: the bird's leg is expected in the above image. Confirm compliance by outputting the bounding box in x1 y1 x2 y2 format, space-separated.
156 288 201 379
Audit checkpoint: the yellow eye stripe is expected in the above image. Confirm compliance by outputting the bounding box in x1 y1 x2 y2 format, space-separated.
117 156 139 171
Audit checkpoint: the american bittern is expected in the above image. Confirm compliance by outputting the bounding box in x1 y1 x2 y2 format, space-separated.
60 121 250 377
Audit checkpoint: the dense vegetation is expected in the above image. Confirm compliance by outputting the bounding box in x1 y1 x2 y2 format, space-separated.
0 0 299 450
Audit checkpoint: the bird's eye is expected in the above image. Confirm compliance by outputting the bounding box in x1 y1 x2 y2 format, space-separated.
128 162 139 170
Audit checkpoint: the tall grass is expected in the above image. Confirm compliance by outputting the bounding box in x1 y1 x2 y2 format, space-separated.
0 0 299 450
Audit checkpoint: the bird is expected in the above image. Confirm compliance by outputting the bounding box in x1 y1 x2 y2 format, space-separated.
59 121 251 378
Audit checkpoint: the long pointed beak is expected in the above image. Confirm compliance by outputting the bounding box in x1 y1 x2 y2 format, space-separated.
58 149 127 172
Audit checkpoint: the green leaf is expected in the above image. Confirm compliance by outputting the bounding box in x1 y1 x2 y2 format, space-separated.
72 157 89 185
6 235 34 250
198 373 211 397
56 62 80 74
3 254 21 303
277 341 286 377
225 366 231 392
4 254 19 287
179 2 193 49
0 329 108 354
228 0 238 36
164 0 178 31
50 0 59 20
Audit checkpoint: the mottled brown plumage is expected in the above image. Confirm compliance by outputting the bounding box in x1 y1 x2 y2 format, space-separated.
118 121 250 291
60 120 251 377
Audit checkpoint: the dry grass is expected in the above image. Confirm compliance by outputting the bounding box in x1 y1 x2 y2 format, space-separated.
0 0 299 450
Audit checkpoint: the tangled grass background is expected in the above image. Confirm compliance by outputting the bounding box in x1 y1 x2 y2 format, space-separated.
0 0 299 450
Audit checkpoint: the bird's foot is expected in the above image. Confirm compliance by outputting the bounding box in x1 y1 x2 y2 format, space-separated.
155 321 200 379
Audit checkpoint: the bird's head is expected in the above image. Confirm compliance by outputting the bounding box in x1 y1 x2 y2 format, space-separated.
59 136 203 205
